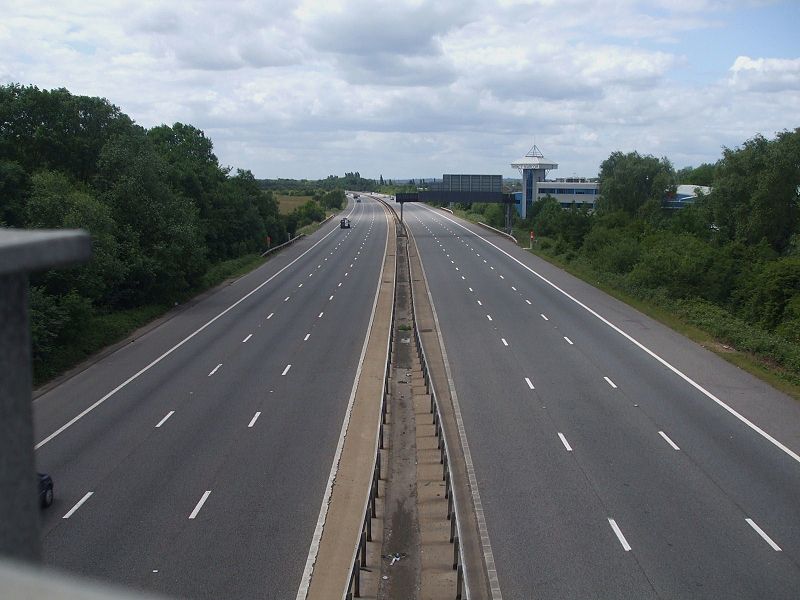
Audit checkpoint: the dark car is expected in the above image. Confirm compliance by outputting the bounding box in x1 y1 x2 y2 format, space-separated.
340 217 351 229
38 473 53 508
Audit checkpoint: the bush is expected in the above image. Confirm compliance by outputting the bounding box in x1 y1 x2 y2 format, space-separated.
582 226 640 274
629 232 735 303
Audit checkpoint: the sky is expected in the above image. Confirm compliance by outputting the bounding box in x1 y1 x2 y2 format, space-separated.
1 0 798 180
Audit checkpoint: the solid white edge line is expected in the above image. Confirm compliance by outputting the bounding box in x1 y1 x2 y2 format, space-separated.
295 203 390 600
558 432 573 452
419 203 800 466
189 490 211 519
745 518 782 551
62 491 93 519
248 412 261 428
406 208 494 600
34 216 355 450
155 411 174 428
608 518 631 551
604 376 618 389
525 377 535 390
658 430 681 450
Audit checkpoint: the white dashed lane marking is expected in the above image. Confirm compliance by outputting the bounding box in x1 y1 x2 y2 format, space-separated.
63 491 93 519
189 491 211 519
608 518 631 551
208 364 222 377
155 411 174 428
658 431 680 450
746 518 782 551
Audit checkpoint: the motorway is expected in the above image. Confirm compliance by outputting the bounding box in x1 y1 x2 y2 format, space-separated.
33 197 389 599
403 202 800 599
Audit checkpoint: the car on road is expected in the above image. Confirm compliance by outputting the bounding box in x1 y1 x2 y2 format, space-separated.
38 473 53 508
340 217 351 229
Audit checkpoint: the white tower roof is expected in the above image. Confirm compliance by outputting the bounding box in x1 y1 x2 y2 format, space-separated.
511 145 558 171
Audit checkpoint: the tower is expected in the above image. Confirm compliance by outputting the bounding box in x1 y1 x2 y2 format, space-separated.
511 145 558 219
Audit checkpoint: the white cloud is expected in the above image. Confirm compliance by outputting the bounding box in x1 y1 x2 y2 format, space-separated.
729 55 800 92
0 0 797 178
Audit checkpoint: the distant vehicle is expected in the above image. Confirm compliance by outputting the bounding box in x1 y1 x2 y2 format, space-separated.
353 194 360 200
340 217 351 229
357 197 361 202
38 473 53 508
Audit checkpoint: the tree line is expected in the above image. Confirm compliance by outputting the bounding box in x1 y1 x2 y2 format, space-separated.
465 130 800 380
0 84 344 378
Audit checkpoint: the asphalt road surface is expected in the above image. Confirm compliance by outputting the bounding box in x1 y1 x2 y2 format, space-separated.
403 202 800 600
34 197 388 599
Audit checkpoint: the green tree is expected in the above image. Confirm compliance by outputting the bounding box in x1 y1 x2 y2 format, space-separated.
96 130 206 305
598 151 676 215
630 232 736 303
677 163 716 186
0 84 133 181
26 170 123 302
0 160 28 226
147 123 225 218
705 130 800 252
738 257 800 331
